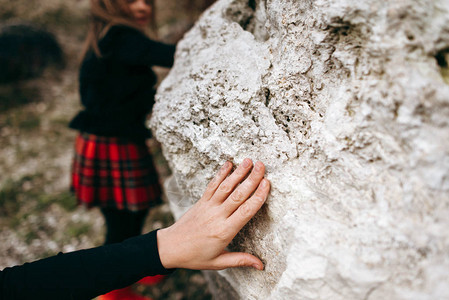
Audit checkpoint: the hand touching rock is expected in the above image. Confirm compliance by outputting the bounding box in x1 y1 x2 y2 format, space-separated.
157 159 270 270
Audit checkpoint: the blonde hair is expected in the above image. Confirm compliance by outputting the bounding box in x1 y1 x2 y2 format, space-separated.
81 0 156 59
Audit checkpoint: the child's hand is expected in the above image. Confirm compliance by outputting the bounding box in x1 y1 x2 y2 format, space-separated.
157 159 270 270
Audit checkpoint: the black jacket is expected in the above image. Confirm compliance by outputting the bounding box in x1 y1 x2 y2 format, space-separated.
69 26 176 141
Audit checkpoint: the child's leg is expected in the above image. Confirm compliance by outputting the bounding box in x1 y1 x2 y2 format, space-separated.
98 208 155 300
101 207 166 290
101 208 149 245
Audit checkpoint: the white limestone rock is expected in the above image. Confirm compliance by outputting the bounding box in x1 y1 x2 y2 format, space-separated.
150 0 449 299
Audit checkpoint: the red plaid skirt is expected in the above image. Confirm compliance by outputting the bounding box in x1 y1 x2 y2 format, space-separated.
71 133 162 211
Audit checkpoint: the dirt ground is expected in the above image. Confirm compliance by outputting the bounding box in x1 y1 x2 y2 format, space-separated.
0 0 214 299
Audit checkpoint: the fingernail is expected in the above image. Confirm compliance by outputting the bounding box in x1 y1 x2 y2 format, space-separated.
242 158 251 167
221 161 230 170
255 161 263 171
261 179 268 188
253 264 263 270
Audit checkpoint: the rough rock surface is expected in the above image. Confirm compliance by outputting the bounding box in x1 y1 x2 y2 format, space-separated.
150 0 449 299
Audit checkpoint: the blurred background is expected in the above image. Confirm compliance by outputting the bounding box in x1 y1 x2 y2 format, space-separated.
0 0 215 298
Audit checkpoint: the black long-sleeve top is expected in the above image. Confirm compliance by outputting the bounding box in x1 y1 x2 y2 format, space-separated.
0 230 172 299
69 25 176 141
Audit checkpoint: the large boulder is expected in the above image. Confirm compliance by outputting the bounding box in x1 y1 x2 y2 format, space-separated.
151 0 449 299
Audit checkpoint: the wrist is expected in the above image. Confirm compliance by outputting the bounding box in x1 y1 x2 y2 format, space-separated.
157 227 177 269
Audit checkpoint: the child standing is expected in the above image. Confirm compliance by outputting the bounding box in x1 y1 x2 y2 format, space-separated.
69 0 175 298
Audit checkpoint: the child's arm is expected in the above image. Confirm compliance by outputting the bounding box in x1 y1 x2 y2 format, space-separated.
102 26 176 68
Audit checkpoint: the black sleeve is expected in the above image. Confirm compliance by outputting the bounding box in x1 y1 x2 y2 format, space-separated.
0 230 173 300
102 26 176 67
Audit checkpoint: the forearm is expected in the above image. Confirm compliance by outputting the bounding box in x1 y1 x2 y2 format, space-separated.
0 159 270 298
0 230 170 300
